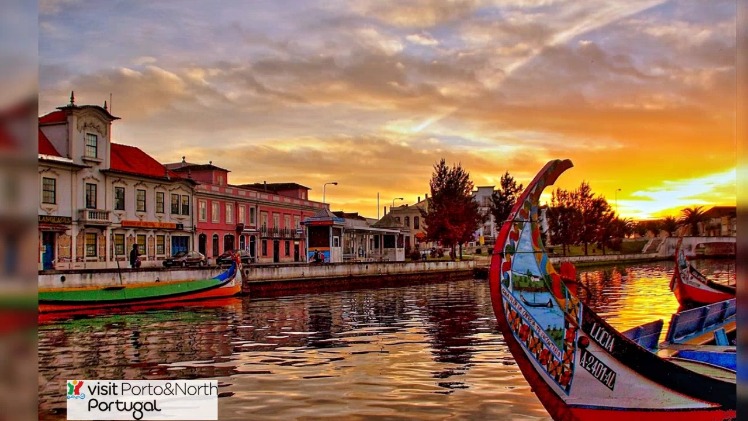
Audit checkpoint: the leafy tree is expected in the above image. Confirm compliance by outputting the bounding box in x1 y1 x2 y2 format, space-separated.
661 216 678 237
489 171 524 228
546 188 581 256
421 159 484 260
597 216 633 253
679 206 706 236
645 219 664 237
574 182 610 256
546 181 613 256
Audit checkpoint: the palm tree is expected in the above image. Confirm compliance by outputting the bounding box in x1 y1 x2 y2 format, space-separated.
661 216 678 237
679 206 706 236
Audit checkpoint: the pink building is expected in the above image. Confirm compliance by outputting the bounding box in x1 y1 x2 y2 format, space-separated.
166 159 326 264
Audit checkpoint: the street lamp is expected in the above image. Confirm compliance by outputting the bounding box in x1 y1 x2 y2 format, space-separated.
392 197 404 208
323 182 338 203
615 188 622 215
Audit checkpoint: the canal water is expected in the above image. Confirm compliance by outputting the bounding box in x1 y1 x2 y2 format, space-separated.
38 259 735 420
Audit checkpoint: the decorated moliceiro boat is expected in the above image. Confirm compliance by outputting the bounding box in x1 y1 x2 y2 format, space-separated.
489 159 735 420
38 253 243 313
670 243 735 308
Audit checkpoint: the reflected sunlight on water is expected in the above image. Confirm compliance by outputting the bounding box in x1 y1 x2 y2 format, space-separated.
38 259 734 420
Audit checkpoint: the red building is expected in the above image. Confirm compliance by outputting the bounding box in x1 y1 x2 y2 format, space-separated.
166 159 325 264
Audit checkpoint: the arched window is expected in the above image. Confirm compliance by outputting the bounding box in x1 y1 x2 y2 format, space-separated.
414 216 420 229
212 234 219 257
404 216 410 227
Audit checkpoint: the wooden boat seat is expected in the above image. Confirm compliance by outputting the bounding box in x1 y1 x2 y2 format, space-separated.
713 328 729 346
667 357 736 382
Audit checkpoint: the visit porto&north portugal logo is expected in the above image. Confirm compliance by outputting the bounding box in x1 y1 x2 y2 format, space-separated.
67 380 86 399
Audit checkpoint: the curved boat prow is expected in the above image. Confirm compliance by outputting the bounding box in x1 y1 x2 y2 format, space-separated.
488 159 735 420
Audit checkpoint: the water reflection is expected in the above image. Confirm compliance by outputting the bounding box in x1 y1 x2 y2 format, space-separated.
39 259 734 420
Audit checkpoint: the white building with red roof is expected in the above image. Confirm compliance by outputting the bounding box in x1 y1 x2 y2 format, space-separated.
38 93 196 270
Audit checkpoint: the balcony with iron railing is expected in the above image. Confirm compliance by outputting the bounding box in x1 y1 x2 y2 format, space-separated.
78 209 111 226
259 226 305 239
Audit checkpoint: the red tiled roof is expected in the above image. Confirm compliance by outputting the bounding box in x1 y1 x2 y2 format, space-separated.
38 129 61 156
39 110 66 124
110 143 172 179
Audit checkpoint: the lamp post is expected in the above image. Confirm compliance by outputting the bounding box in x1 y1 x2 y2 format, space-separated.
615 188 622 215
392 197 403 208
323 182 338 203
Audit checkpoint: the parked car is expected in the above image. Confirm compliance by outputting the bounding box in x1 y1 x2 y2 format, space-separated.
163 251 207 267
215 250 254 266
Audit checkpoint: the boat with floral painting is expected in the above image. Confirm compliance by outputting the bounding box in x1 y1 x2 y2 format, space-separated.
489 159 735 420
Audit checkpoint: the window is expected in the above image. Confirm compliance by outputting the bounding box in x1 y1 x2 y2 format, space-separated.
85 232 97 257
404 216 410 228
284 215 290 229
42 177 56 204
137 234 146 255
114 186 125 211
136 189 146 212
273 213 280 229
250 207 256 225
212 202 220 223
199 200 207 221
181 195 190 215
395 217 400 223
414 216 420 229
238 206 245 224
85 183 97 209
262 240 268 256
114 234 125 255
171 194 179 214
285 241 290 256
294 216 300 229
156 235 165 255
212 234 219 257
156 192 165 213
226 203 233 224
261 212 268 229
85 133 98 158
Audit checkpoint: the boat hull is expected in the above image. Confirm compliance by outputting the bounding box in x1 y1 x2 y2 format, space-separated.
671 275 734 308
670 246 735 307
39 262 242 313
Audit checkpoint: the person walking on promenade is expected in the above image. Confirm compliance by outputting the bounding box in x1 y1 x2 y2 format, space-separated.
129 244 140 268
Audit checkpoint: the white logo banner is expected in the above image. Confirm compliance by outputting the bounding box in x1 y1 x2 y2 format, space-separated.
66 380 218 420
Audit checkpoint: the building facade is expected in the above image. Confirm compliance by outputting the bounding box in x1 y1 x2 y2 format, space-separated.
471 186 496 247
38 95 196 270
388 195 430 253
166 159 325 264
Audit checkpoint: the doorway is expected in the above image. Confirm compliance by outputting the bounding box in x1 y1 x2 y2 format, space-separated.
273 240 280 263
171 236 189 256
42 231 55 270
198 233 207 255
294 242 300 262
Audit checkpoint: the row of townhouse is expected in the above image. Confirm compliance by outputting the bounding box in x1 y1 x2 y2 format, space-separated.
38 94 325 271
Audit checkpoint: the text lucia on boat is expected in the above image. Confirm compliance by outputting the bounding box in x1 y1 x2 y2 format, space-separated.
38 252 245 313
669 241 736 308
488 159 735 421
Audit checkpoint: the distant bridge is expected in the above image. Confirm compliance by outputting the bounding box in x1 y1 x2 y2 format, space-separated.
656 236 736 257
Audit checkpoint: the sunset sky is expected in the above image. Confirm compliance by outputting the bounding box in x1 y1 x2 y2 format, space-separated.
38 0 737 220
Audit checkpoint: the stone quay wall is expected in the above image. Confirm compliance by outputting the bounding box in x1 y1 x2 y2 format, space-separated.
38 260 477 293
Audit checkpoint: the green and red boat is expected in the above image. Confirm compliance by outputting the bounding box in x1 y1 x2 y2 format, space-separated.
39 256 243 314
